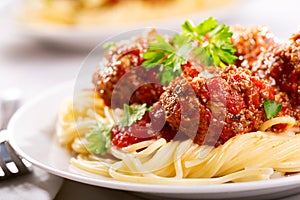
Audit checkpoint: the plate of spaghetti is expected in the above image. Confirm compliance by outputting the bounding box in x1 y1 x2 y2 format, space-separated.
8 17 300 199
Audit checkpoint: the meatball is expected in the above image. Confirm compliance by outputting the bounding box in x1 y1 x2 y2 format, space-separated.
231 25 276 69
160 65 275 146
92 31 164 108
253 34 300 106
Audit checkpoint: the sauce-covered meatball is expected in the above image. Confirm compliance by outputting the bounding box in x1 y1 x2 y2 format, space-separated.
160 65 275 146
252 33 300 123
92 31 164 108
254 34 300 106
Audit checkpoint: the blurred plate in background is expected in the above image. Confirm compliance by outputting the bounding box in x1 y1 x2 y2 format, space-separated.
4 0 241 50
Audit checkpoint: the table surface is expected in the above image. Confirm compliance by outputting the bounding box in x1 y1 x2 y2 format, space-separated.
1 0 300 199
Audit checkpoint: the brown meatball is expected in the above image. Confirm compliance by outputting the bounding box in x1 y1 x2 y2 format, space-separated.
92 31 164 108
160 66 275 146
252 34 300 124
231 25 276 69
253 34 300 106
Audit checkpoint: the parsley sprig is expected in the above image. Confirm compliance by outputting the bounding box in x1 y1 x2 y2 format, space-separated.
142 17 237 83
103 42 116 50
119 104 151 127
182 17 237 68
86 104 150 154
263 99 282 119
86 123 113 155
143 34 193 84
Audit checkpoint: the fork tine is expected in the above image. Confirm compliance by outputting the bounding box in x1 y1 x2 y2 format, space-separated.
0 142 13 177
0 153 12 178
4 141 30 175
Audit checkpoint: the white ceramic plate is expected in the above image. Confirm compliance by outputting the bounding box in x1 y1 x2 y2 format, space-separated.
7 82 300 200
4 0 242 50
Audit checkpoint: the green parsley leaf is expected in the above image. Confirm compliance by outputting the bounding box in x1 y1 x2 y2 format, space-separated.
103 42 116 50
182 17 237 67
142 17 237 84
182 18 217 39
142 34 193 84
263 99 282 119
119 104 149 127
86 123 113 155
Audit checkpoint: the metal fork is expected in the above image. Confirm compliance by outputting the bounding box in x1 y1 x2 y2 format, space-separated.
0 140 31 180
0 89 32 180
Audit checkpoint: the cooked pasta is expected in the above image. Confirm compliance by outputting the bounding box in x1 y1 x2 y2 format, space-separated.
56 91 106 147
56 90 300 184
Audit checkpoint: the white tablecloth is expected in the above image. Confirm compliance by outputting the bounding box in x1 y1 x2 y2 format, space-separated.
1 0 300 199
